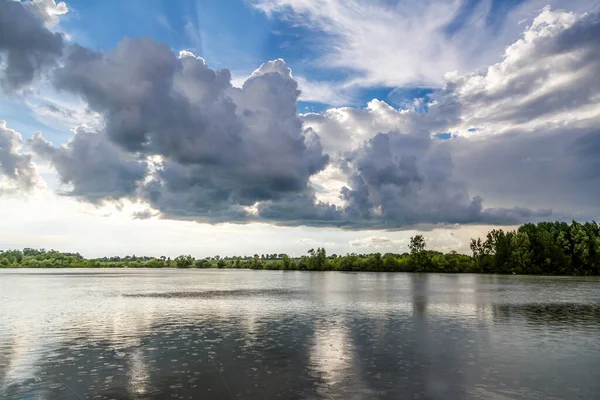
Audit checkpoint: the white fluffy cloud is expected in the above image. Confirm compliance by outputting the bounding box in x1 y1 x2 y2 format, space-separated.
438 7 600 136
234 67 350 106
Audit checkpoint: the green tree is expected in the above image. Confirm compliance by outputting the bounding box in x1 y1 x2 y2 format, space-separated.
409 235 427 271
174 255 194 268
281 254 292 270
509 232 532 274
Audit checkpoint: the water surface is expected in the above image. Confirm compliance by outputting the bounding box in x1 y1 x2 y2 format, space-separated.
1 269 599 399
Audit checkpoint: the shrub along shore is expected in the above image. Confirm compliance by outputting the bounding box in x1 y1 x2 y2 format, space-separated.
1 222 599 275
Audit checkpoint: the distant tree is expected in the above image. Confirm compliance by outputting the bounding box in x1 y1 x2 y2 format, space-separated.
194 259 212 268
250 254 263 270
5 220 600 275
409 235 426 254
174 255 194 268
409 235 427 271
282 255 292 270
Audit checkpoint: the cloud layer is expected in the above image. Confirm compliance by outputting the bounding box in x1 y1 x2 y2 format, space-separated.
1 1 599 228
252 0 596 88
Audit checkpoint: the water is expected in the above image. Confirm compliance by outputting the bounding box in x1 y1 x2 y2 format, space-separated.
0 270 599 400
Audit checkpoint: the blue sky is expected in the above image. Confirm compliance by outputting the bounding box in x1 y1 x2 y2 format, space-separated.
61 0 274 66
60 0 319 81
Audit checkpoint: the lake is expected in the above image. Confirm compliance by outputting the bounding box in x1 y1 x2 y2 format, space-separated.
0 269 599 399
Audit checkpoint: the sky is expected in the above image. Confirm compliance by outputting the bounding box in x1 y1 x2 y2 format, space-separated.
1 0 599 258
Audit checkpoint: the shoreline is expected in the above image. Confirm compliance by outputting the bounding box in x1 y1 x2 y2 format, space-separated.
1 266 597 277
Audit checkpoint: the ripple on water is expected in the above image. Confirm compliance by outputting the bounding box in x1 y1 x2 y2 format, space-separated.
0 270 599 399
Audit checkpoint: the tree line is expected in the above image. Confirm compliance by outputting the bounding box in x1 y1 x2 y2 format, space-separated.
1 221 599 275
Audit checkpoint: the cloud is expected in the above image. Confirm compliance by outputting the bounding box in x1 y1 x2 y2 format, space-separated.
295 76 350 106
21 85 102 131
255 127 553 229
437 7 600 136
256 190 343 226
132 209 156 220
0 0 66 91
0 120 40 195
22 0 68 27
29 127 148 202
296 237 336 247
337 132 551 228
45 42 328 221
447 125 600 217
233 66 350 106
301 99 457 155
252 0 595 88
349 236 400 249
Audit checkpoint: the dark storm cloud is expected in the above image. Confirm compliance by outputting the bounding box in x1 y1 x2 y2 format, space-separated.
0 0 64 91
446 126 600 216
257 191 343 227
0 120 39 193
45 41 328 219
335 132 551 228
256 130 551 229
29 127 148 202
